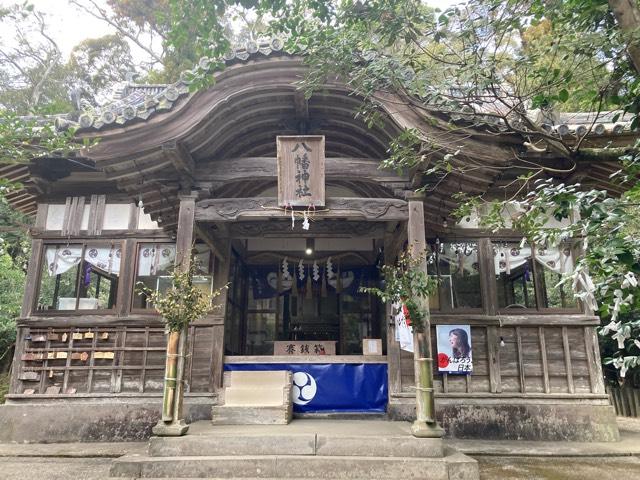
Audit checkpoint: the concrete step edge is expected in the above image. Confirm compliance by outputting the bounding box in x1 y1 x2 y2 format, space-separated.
113 454 455 462
110 453 474 479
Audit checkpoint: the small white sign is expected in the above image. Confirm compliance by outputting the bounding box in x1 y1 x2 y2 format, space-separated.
363 339 382 356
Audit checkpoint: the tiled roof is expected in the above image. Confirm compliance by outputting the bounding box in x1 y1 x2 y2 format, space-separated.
58 38 287 132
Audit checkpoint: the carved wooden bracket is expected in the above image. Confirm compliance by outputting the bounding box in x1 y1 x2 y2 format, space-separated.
229 220 386 237
195 197 409 222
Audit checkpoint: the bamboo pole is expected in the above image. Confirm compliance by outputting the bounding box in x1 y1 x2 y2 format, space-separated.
161 331 180 421
172 325 189 422
152 194 196 437
408 194 444 438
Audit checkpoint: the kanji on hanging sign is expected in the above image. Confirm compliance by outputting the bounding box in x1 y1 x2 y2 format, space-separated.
277 136 325 207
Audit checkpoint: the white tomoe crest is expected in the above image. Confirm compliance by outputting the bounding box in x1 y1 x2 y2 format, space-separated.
291 371 317 405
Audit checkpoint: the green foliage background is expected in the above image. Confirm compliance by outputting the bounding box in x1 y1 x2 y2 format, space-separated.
0 194 29 373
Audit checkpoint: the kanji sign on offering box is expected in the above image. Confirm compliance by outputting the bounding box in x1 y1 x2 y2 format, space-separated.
273 340 336 356
277 135 325 207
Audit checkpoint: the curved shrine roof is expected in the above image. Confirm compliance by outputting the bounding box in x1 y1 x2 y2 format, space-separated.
2 38 638 226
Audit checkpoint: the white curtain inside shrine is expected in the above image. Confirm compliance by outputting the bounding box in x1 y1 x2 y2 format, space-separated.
137 244 176 276
494 244 574 275
45 245 122 276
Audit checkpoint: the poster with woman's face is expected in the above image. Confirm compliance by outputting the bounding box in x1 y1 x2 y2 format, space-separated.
436 325 473 374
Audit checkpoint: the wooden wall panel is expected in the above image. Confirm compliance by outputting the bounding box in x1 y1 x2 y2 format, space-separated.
521 326 544 393
469 327 491 392
445 374 468 393
12 325 217 396
400 349 414 392
497 327 521 392
189 326 215 392
395 323 603 397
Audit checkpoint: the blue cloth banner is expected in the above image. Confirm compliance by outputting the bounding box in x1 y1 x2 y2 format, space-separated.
224 363 388 413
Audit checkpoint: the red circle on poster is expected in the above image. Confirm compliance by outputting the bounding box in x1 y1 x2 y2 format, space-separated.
438 353 450 369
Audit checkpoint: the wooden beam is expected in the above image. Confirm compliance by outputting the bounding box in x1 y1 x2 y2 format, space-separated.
228 220 386 238
562 326 575 394
175 194 197 272
487 326 502 393
408 195 428 259
195 197 409 222
539 326 550 394
195 157 408 185
479 238 498 316
35 203 48 229
585 326 606 394
21 239 43 318
210 238 231 391
162 141 195 181
194 224 225 260
116 239 136 317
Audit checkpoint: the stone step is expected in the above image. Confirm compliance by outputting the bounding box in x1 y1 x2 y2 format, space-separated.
111 450 478 479
224 387 287 407
149 433 316 457
211 405 291 425
149 432 443 458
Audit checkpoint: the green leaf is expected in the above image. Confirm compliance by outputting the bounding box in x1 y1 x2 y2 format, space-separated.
558 89 569 103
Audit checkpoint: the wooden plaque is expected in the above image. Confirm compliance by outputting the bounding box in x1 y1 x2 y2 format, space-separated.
277 136 325 207
273 340 336 356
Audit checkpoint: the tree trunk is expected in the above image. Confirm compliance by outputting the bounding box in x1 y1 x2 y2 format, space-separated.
609 0 640 74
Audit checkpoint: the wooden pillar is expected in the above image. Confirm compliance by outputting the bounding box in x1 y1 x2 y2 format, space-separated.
407 194 444 438
175 195 196 273
384 229 403 395
210 238 231 391
478 238 498 316
153 193 196 437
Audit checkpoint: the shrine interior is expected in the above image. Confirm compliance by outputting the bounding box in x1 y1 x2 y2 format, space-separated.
223 236 384 357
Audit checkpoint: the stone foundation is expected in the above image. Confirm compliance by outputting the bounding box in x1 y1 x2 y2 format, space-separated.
0 396 215 443
388 398 620 442
0 395 619 443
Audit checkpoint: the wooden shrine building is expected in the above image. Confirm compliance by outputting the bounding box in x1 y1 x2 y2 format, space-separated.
0 39 632 442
